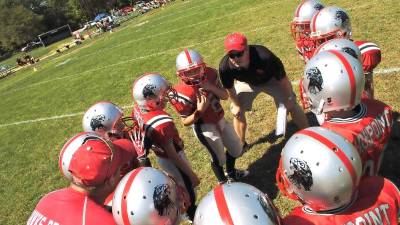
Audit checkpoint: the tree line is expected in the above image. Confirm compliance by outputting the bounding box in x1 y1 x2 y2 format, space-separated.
0 0 133 57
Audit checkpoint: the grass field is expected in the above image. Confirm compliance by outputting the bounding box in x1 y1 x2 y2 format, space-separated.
1 0 399 224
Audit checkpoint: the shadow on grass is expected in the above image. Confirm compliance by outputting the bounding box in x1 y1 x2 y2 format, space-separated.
240 112 317 199
380 111 400 187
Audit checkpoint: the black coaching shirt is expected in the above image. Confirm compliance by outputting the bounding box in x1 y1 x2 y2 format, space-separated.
219 45 286 89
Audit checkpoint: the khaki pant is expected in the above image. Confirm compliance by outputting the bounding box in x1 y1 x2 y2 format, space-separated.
230 77 297 113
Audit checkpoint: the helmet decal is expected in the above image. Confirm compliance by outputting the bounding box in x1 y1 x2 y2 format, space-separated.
335 11 349 28
342 47 358 60
90 114 106 131
153 184 174 216
143 84 157 99
306 67 323 94
288 158 313 191
314 3 324 10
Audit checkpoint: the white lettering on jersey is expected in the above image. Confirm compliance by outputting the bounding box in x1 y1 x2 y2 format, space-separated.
354 109 391 154
344 204 390 225
27 210 60 225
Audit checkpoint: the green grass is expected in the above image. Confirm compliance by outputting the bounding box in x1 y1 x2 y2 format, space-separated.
0 0 399 224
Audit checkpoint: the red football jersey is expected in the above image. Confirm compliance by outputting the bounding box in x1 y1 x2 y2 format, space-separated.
171 67 224 124
27 187 116 225
321 99 392 176
354 40 381 73
131 105 183 158
296 39 316 63
282 176 400 225
112 138 139 178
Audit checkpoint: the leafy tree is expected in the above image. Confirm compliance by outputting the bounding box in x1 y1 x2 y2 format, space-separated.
0 5 44 50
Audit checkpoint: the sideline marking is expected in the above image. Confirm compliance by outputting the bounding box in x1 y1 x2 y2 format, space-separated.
0 104 134 128
1 64 399 129
1 65 398 128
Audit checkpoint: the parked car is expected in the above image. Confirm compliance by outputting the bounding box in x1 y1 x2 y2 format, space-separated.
120 5 134 14
21 41 41 52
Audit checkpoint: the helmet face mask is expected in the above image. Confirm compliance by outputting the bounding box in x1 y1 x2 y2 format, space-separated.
291 21 312 41
176 49 207 86
177 64 206 86
291 0 325 41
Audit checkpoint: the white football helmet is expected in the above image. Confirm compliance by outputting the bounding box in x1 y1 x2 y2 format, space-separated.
310 6 352 47
113 167 180 225
277 127 362 212
176 49 207 86
300 50 364 114
291 0 325 40
194 182 281 225
58 132 109 181
82 101 125 136
313 38 361 61
132 73 175 111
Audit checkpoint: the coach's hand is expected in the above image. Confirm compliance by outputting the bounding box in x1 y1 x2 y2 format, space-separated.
230 103 243 119
190 172 200 188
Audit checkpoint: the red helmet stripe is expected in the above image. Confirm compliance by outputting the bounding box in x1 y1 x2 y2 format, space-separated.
311 10 321 33
298 129 357 186
121 167 144 225
184 49 193 65
295 1 306 17
214 185 235 225
327 50 356 107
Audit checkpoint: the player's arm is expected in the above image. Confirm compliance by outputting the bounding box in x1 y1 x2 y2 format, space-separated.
200 79 228 100
180 93 209 126
163 139 200 187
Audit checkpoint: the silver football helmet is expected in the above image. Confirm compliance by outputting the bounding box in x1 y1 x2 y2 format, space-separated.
194 182 281 225
112 167 180 225
82 101 125 136
291 0 325 40
278 127 362 211
176 49 207 86
58 132 109 181
313 38 361 61
301 50 364 114
310 6 352 47
132 73 175 111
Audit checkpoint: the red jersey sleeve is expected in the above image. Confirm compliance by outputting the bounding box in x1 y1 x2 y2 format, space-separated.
282 207 315 225
354 40 381 73
152 121 179 145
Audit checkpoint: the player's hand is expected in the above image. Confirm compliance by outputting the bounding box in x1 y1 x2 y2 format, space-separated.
197 93 209 113
177 185 191 213
284 95 295 111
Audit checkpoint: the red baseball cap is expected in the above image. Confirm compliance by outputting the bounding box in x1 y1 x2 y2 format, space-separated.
68 138 131 187
224 32 248 52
